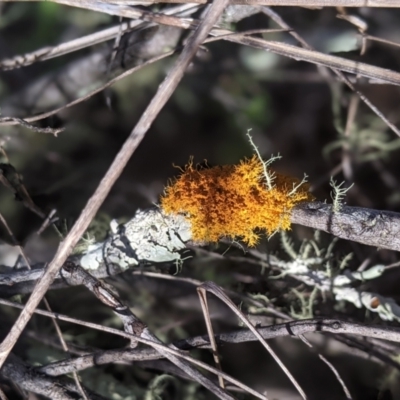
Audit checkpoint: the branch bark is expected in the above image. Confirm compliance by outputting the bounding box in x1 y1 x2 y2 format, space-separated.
291 201 400 252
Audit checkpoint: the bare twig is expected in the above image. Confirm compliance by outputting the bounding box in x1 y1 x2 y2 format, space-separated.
199 281 308 400
0 388 8 400
181 317 400 347
0 51 173 127
0 117 63 135
0 161 46 219
364 34 400 49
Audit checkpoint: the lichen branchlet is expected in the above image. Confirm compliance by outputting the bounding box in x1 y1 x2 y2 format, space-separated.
160 155 313 246
330 178 354 213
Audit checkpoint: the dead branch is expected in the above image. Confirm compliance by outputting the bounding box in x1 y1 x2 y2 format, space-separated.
28 317 400 377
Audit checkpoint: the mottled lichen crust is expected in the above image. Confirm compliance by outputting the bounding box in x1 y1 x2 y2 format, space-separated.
80 208 192 270
161 156 313 246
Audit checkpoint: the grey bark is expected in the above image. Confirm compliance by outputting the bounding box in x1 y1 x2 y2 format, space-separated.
291 201 400 252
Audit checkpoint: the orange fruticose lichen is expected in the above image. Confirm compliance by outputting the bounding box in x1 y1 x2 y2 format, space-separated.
160 155 313 246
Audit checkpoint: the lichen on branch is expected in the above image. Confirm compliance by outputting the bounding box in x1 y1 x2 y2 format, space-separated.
161 155 313 246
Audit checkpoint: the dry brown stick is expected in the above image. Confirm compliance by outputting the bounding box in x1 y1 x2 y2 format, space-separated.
0 299 394 378
197 287 225 388
182 317 400 347
226 35 400 86
291 202 400 252
0 0 229 375
365 34 400 49
53 0 195 29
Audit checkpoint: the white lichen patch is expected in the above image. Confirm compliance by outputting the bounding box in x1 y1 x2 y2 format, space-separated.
80 208 192 271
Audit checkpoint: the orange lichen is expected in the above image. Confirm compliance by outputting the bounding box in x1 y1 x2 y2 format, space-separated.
160 156 313 246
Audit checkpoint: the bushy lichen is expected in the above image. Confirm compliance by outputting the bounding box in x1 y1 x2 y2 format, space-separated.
161 155 313 246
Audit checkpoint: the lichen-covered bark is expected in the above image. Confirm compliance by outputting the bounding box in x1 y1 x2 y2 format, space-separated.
80 208 192 271
291 201 400 252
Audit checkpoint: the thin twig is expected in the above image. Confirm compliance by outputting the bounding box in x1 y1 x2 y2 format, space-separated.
0 30 281 128
1 295 399 382
0 388 8 400
200 281 308 400
341 94 360 181
297 335 352 399
197 287 226 389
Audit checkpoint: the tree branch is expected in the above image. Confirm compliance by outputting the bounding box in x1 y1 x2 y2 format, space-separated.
291 201 400 252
